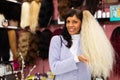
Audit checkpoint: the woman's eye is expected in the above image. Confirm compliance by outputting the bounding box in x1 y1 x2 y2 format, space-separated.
66 20 70 23
73 21 78 24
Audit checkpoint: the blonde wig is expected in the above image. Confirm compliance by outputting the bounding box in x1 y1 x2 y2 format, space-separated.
29 0 41 32
0 14 5 27
20 2 30 29
80 10 115 78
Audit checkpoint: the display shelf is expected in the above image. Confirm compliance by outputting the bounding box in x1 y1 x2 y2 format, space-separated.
0 26 21 30
97 18 120 24
96 0 120 23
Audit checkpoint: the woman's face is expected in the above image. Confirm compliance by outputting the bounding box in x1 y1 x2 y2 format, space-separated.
66 15 81 35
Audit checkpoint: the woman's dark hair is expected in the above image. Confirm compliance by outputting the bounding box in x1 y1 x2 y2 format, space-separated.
39 29 52 60
61 9 83 48
110 26 120 75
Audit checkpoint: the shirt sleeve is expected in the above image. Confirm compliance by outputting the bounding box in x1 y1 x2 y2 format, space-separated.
49 36 78 75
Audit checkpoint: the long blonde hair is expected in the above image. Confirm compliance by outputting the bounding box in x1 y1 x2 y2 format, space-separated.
29 0 41 32
20 2 30 29
80 10 115 78
0 14 5 27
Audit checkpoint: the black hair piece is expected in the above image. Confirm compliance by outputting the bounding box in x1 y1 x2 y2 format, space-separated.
38 0 54 27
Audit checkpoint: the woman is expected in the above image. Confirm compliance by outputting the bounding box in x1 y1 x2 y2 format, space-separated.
49 9 91 80
49 9 114 80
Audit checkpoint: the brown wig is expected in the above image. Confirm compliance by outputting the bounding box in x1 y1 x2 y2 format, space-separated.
24 33 40 66
58 0 99 21
58 0 71 21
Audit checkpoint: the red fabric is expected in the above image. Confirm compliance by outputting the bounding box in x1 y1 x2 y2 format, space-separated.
13 59 19 70
52 28 62 36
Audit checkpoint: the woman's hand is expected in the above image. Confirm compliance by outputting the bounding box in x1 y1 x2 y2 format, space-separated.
78 55 88 63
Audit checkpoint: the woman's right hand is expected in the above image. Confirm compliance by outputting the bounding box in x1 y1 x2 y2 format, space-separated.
78 55 88 63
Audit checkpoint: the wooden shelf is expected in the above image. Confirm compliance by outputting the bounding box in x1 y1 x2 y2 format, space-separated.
97 18 120 24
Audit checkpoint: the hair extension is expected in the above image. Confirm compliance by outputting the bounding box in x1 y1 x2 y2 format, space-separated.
0 0 6 14
20 2 30 29
0 29 10 62
39 29 52 60
4 1 21 21
0 14 10 62
80 10 115 78
85 0 100 15
38 0 53 27
18 30 32 59
7 30 17 60
0 14 5 27
58 0 71 21
70 0 84 8
25 33 40 66
29 0 41 32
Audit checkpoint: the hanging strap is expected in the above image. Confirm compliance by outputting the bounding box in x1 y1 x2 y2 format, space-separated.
59 35 62 47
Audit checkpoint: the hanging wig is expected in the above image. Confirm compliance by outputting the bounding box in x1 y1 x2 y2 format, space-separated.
0 1 21 61
70 0 84 8
25 33 40 66
0 14 5 27
58 0 99 21
80 10 115 78
4 1 21 21
29 0 41 32
18 30 32 59
85 0 100 15
39 29 52 60
0 14 10 62
20 2 30 29
58 0 71 21
0 0 6 15
110 27 120 76
38 0 53 27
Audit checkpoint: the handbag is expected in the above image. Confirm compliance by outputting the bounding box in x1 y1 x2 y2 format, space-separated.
4 74 16 80
0 61 17 80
